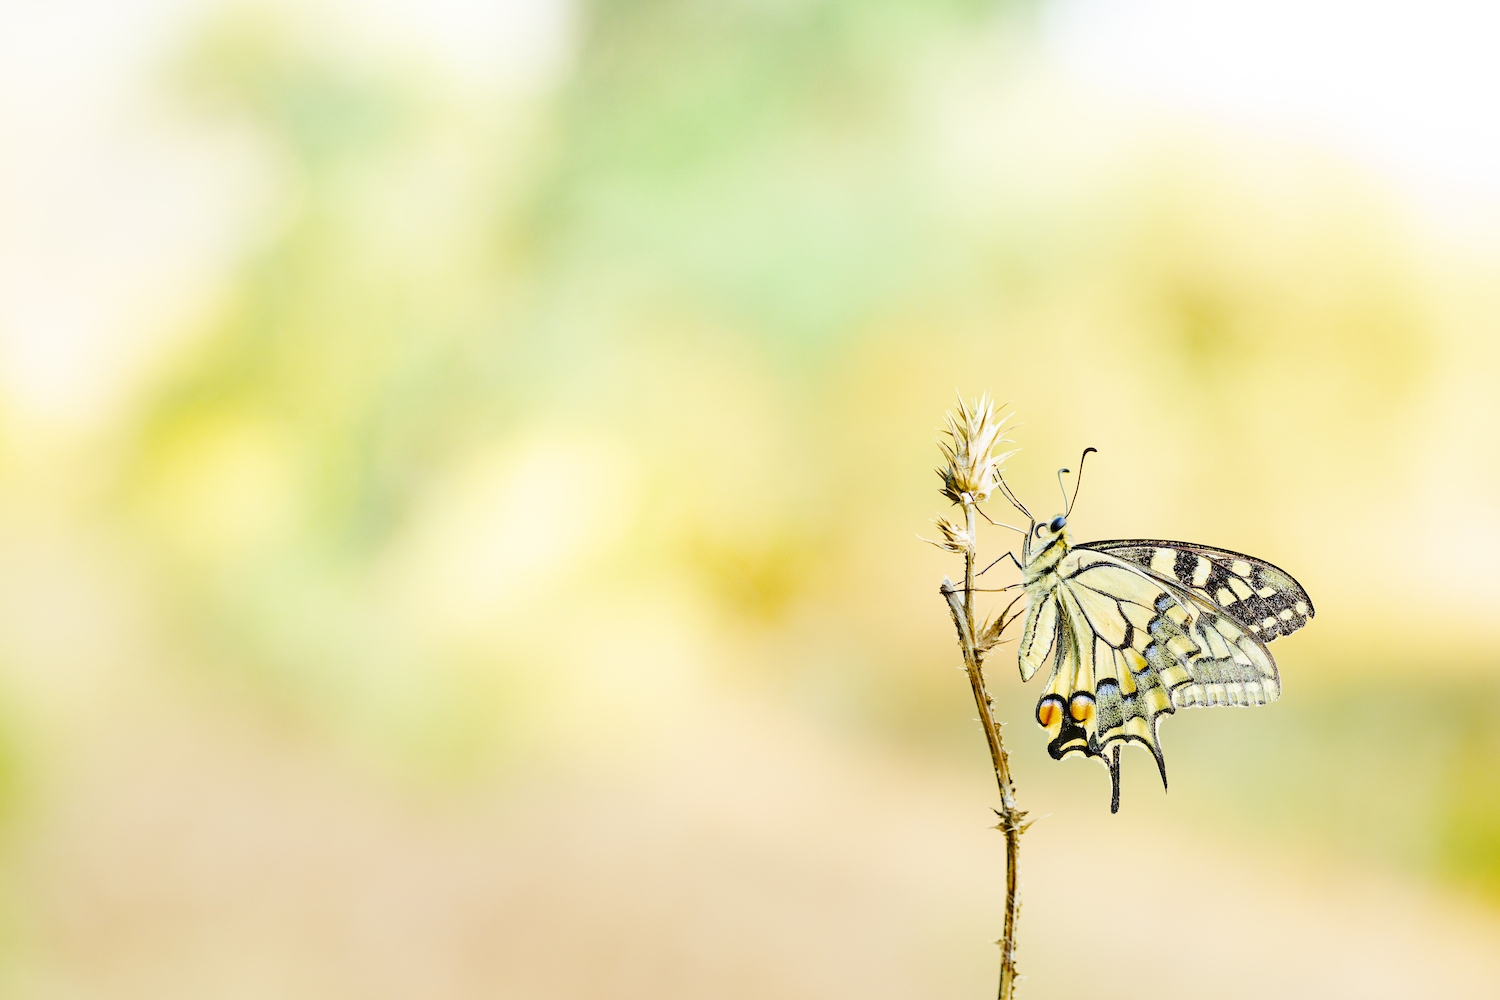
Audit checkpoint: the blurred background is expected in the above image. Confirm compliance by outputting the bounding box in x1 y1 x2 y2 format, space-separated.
1 0 1498 996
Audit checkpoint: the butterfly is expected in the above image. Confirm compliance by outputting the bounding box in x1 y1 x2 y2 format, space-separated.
995 450 1314 812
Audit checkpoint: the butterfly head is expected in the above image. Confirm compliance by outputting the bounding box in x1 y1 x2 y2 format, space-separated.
1033 514 1068 540
1024 513 1071 576
1024 449 1095 571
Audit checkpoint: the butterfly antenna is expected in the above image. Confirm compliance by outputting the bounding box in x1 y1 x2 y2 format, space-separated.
996 474 1032 521
1055 466 1071 512
1066 447 1098 517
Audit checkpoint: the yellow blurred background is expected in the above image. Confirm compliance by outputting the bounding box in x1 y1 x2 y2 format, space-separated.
1 0 1498 996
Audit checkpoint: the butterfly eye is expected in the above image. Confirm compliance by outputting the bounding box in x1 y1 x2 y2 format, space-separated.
1049 515 1067 532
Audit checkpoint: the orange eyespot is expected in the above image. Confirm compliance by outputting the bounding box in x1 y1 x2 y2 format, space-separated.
1036 696 1064 728
1069 693 1096 723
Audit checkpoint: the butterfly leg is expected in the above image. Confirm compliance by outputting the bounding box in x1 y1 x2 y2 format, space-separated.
977 550 1022 577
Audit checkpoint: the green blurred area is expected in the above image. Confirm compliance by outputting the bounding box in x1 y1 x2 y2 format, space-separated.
3 0 1500 995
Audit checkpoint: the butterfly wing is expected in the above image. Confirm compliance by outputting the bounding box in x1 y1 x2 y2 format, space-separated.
1016 584 1059 683
1079 539 1314 642
1025 547 1284 811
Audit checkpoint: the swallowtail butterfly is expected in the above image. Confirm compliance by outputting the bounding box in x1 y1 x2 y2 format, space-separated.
1008 453 1314 811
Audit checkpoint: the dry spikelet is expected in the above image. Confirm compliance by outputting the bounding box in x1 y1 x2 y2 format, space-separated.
936 392 1017 505
919 515 971 553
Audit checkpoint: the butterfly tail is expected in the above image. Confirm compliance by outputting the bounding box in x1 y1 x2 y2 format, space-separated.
1109 745 1121 814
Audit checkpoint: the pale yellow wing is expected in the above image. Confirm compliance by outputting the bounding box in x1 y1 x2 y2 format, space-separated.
1024 548 1281 811
1016 585 1059 683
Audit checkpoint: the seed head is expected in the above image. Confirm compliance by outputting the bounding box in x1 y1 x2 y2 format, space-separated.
920 515 972 553
936 393 1017 505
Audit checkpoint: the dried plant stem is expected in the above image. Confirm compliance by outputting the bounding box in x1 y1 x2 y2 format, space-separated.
941 498 1026 1000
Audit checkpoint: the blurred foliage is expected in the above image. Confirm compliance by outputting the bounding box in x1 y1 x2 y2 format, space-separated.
532 0 1033 358
97 0 1500 909
0 688 24 833
128 0 1049 749
1438 693 1500 902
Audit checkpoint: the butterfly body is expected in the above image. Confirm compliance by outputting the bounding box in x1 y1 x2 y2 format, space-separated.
1013 515 1313 812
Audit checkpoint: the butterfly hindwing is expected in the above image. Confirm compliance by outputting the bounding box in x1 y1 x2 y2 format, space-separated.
1067 548 1284 709
1079 539 1314 642
1026 548 1284 811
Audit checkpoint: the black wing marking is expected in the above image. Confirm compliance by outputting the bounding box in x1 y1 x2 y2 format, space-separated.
1077 539 1314 643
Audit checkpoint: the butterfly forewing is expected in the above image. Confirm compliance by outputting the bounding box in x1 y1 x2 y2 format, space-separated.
1079 540 1314 641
